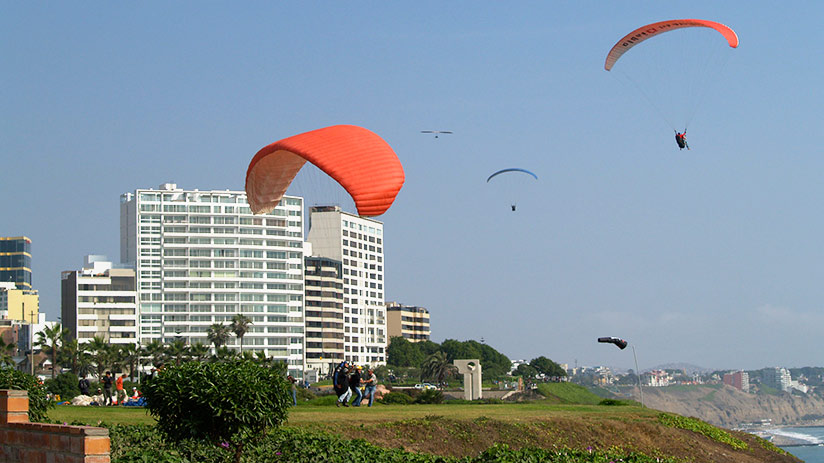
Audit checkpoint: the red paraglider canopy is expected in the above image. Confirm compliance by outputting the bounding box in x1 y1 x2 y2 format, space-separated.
605 19 738 71
245 125 405 216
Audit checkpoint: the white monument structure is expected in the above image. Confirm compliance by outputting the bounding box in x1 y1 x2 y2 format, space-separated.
453 359 482 400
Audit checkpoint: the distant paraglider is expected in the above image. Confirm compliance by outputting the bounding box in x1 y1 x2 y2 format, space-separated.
245 125 405 217
420 130 453 138
486 168 538 211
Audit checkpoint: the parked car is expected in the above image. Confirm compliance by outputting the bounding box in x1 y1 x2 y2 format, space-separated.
414 383 438 390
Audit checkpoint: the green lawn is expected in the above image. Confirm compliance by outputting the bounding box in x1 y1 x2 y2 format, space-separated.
49 405 156 425
49 400 655 427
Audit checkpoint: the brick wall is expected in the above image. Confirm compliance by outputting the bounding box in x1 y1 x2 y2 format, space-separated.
0 389 110 463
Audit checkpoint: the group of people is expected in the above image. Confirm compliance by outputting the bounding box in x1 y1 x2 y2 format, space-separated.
333 361 377 407
77 371 141 406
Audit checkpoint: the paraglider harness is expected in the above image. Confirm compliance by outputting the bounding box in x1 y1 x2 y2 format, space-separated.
675 130 689 150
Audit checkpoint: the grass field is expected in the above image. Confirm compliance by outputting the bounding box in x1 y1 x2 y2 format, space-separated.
49 400 656 427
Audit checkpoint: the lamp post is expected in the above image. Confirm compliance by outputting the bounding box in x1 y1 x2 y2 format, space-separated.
597 336 644 407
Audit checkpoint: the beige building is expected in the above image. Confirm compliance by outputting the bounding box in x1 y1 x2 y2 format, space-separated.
304 256 344 375
61 256 138 345
0 282 39 323
386 302 430 342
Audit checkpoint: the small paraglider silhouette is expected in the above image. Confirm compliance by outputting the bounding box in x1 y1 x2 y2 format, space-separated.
486 168 538 211
420 130 453 139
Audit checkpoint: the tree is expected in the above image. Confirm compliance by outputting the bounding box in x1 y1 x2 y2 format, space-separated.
143 339 167 368
86 336 112 379
515 363 539 378
0 337 16 367
35 323 68 379
420 351 457 384
230 314 252 353
207 323 231 351
166 340 190 366
387 336 424 367
119 344 140 379
189 342 210 362
142 359 291 463
530 356 567 378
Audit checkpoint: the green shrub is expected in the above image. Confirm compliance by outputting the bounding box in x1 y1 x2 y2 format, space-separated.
141 359 291 463
598 398 633 406
45 372 81 401
658 413 748 450
415 389 444 404
379 391 415 405
0 366 52 422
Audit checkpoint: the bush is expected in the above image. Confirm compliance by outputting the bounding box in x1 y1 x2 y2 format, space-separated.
141 359 291 463
415 389 444 404
45 372 81 401
379 391 415 405
0 367 52 422
598 399 634 406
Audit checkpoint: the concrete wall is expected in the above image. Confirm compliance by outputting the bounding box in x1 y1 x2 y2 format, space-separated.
0 390 110 463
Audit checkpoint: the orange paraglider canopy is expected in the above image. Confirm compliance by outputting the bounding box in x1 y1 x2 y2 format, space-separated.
245 125 405 216
605 19 738 71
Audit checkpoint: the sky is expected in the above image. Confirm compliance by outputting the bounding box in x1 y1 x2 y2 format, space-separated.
3 2 824 372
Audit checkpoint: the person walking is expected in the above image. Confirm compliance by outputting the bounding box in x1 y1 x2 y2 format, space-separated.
102 372 114 406
287 375 298 406
115 374 127 405
336 365 352 407
350 366 363 406
362 368 378 407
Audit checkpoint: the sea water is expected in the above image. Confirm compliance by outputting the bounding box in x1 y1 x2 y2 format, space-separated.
773 426 824 462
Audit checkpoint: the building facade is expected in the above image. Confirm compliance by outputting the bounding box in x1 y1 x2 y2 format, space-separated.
306 206 387 366
0 282 39 323
762 367 792 392
61 256 138 345
120 183 306 376
386 302 430 342
0 236 32 290
723 371 749 392
303 256 344 376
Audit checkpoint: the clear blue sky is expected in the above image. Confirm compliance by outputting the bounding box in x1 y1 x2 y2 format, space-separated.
3 2 823 371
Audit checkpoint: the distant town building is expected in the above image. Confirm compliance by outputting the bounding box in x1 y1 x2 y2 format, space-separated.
0 282 39 323
306 206 387 365
386 302 430 342
61 256 138 345
642 369 672 387
723 371 750 392
303 255 344 376
0 236 32 290
761 367 792 392
120 183 306 377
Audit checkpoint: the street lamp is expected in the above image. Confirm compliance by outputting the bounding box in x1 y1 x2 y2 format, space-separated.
597 336 644 407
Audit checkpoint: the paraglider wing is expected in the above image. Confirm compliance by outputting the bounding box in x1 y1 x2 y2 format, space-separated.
604 19 738 71
598 337 628 350
245 125 405 216
486 168 538 183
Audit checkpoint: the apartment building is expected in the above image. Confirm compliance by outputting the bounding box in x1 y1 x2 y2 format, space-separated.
61 256 138 344
120 183 306 375
306 206 387 365
386 302 430 342
303 256 344 375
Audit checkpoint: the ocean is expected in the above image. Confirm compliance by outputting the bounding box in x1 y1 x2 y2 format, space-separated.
773 426 824 462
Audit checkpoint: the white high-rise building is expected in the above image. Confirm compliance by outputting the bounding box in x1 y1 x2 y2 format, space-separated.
120 183 306 375
306 206 387 366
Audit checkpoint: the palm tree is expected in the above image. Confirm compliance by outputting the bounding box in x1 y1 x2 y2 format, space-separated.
0 337 15 367
421 351 457 385
143 339 167 368
230 315 252 353
207 323 231 351
189 342 210 362
166 340 189 366
35 323 68 379
86 336 112 380
119 344 140 379
213 346 237 362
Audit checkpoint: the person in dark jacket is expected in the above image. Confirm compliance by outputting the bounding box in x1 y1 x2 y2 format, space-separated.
349 366 363 406
78 377 90 396
102 371 114 406
675 130 689 150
